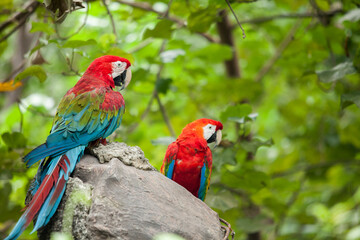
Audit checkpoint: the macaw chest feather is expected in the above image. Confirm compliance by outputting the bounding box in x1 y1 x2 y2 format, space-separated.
172 146 208 197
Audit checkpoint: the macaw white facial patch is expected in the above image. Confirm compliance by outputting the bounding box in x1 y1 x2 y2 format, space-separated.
202 124 216 141
111 61 127 78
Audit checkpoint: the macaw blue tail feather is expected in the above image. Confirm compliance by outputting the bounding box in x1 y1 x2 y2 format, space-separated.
5 146 85 240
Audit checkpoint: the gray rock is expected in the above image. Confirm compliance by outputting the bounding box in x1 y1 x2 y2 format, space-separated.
39 142 223 240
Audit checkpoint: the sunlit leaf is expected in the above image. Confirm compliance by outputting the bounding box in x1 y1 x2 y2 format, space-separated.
188 8 217 33
30 22 55 35
15 65 47 83
338 9 360 23
143 20 174 39
316 61 356 83
220 104 252 123
99 33 116 49
106 47 135 64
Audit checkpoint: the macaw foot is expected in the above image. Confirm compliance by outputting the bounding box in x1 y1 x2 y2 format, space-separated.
219 217 235 240
100 138 108 145
88 138 107 149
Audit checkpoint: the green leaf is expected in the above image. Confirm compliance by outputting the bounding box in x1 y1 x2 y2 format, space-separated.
15 65 47 83
62 39 97 48
188 8 217 33
240 138 274 154
143 20 174 39
156 78 172 94
338 9 360 23
105 47 135 64
316 61 356 83
354 47 360 72
213 148 237 170
99 33 116 49
341 91 360 109
263 197 287 217
236 215 273 233
220 104 252 123
192 43 233 62
206 190 238 211
151 137 176 146
1 132 27 148
30 22 55 35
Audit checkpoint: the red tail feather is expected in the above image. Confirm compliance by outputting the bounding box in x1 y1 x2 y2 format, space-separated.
22 155 69 227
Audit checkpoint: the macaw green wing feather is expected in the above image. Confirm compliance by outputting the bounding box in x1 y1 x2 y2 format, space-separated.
24 88 125 167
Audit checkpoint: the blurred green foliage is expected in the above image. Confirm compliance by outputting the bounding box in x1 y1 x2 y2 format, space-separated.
0 0 360 239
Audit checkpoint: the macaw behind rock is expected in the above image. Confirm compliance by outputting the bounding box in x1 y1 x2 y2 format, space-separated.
5 55 132 240
161 118 223 201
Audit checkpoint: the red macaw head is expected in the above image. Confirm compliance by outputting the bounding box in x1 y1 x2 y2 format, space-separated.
180 118 223 147
84 55 132 90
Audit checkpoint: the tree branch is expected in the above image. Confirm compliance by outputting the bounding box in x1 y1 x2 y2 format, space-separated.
237 7 343 25
55 3 89 40
225 0 246 39
254 20 302 82
102 0 117 41
0 0 40 34
114 0 218 43
216 10 241 78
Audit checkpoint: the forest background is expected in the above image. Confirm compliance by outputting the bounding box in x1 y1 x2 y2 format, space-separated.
0 0 360 239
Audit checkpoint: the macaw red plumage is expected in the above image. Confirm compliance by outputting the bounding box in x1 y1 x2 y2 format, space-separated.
161 119 223 201
5 55 132 240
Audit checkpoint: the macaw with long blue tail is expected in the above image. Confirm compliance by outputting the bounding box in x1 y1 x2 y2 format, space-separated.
5 55 132 240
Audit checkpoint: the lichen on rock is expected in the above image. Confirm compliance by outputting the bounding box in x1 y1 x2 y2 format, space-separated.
89 142 156 171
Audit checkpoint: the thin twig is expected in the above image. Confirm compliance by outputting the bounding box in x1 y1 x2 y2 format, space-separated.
127 91 156 133
17 101 23 133
54 3 89 40
236 7 342 25
154 40 176 138
225 0 246 39
128 38 152 53
2 59 26 82
0 0 40 33
254 20 302 82
160 0 173 18
155 93 176 137
0 16 28 43
102 0 117 40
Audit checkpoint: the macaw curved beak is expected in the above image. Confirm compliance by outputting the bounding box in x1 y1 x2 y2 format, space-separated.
215 130 222 148
207 130 222 148
114 68 132 90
